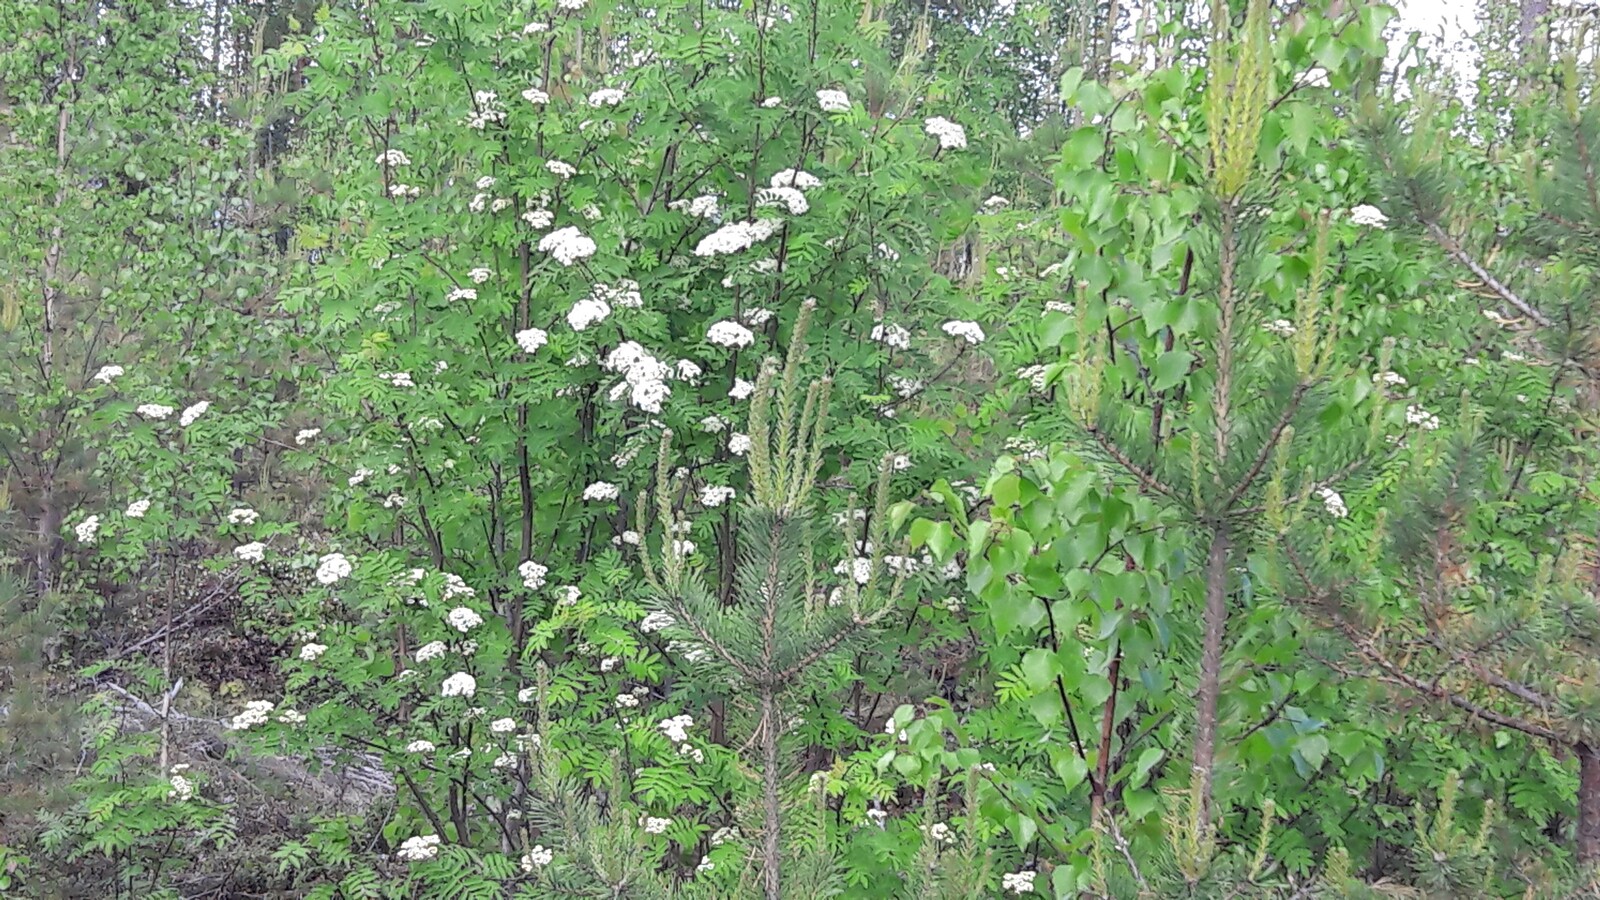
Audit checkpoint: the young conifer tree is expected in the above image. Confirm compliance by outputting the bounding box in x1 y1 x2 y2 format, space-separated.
638 300 902 900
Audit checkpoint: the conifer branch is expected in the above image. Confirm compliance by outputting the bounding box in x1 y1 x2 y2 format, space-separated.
1422 220 1554 327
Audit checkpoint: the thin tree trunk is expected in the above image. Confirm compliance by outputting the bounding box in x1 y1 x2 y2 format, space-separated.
760 689 782 900
1191 526 1231 820
1579 742 1600 863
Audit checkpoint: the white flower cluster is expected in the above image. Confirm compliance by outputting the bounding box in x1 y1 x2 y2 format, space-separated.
521 845 554 871
125 499 151 518
1002 870 1036 894
659 714 694 743
516 328 549 354
981 195 1010 212
706 320 755 348
640 610 675 633
871 322 911 350
227 699 274 730
316 552 353 585
693 219 780 257
228 507 259 526
755 186 808 215
180 400 210 426
376 149 411 167
700 485 735 507
389 183 422 198
441 672 477 697
539 226 597 265
167 765 195 802
592 279 643 309
406 739 435 753
415 641 447 663
568 297 611 331
94 364 124 384
729 433 751 455
299 642 328 661
770 169 822 190
523 206 554 229
1349 204 1389 228
1405 404 1441 430
546 159 577 178
522 86 550 105
923 116 967 150
234 541 265 563
464 90 507 129
615 692 641 709
1263 319 1297 337
295 428 320 445
74 516 100 544
447 286 477 302
603 341 673 413
670 194 720 218
1375 371 1407 387
137 403 175 420
588 87 625 106
941 320 985 345
817 89 850 112
729 378 754 401
926 822 953 844
396 835 441 862
1316 486 1348 519
519 559 549 590
446 606 484 632
377 371 414 388
583 481 620 502
640 815 672 834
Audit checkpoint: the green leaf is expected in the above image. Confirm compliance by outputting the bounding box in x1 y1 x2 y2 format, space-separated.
1152 350 1194 390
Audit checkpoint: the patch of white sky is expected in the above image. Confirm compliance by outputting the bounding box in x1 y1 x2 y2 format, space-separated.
1386 0 1482 85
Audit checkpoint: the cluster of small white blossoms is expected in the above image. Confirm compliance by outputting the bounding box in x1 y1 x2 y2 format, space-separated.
446 286 477 303
377 371 414 388
396 834 441 862
74 516 100 544
588 87 625 106
817 88 850 112
1405 404 1441 430
464 90 507 129
298 642 328 661
583 481 620 502
93 364 124 384
520 845 554 872
227 699 274 730
515 327 549 354
1374 371 1407 388
124 499 150 518
926 822 954 844
871 322 911 350
755 186 808 215
1002 870 1037 894
694 218 781 257
1349 204 1389 228
640 610 675 633
295 427 320 445
706 320 755 348
670 194 720 218
546 159 577 178
136 403 175 420
234 541 265 563
603 341 679 413
729 432 751 455
640 815 673 835
700 485 735 507
227 507 259 526
179 400 210 426
1263 318 1297 337
440 671 476 698
522 84 550 105
316 552 352 585
446 606 484 632
167 764 195 802
659 714 694 743
522 204 554 228
376 148 411 167
981 195 1010 213
415 641 447 663
1316 486 1348 519
923 116 967 150
538 226 597 265
770 169 822 191
941 320 985 345
389 183 422 198
567 296 611 331
518 560 548 590
593 279 644 309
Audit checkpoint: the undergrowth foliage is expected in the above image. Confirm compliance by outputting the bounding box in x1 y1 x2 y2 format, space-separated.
10 0 1600 897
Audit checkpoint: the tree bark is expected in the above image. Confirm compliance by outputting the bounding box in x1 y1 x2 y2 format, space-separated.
1579 742 1600 864
1191 526 1232 820
760 689 782 900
